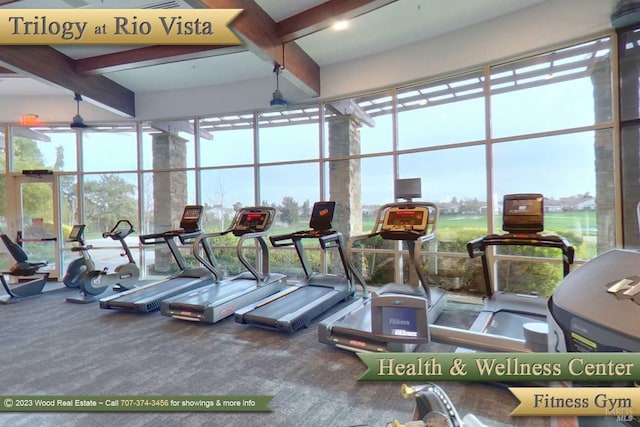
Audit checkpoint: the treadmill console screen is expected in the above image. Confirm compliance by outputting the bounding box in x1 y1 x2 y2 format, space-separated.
179 205 203 232
237 212 269 232
371 294 429 343
502 194 543 233
381 306 419 338
382 207 429 232
309 201 336 231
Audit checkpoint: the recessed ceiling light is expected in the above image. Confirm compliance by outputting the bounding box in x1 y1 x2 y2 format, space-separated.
332 20 349 31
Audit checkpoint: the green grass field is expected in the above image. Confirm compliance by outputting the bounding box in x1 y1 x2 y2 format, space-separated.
264 210 598 259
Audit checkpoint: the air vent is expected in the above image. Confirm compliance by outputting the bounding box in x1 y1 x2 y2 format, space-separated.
143 1 182 9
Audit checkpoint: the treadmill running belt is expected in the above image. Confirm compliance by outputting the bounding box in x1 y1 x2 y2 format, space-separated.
168 280 257 310
243 286 334 325
486 310 545 340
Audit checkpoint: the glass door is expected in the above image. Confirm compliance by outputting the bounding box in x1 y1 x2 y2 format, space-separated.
7 172 61 279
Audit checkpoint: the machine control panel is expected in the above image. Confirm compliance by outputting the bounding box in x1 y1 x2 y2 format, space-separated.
236 211 270 233
382 207 429 232
179 205 204 233
502 194 543 233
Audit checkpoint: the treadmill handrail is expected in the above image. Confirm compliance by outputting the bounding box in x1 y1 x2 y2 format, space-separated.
345 231 381 297
191 232 225 282
191 207 277 285
466 232 575 297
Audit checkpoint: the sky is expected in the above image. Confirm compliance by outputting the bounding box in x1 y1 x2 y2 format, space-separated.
30 72 604 210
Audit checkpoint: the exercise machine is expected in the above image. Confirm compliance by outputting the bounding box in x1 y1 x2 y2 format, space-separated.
548 250 640 427
0 231 51 304
62 224 92 289
161 206 287 323
319 179 446 352
66 220 141 304
387 383 487 427
234 201 354 333
99 205 216 313
465 193 574 349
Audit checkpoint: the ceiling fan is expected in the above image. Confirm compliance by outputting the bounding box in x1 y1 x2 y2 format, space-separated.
70 92 89 130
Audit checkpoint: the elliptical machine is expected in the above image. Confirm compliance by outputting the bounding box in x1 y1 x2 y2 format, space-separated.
66 219 140 304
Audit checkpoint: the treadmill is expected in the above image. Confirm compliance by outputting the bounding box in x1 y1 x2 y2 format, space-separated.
160 207 287 324
548 250 640 427
318 199 447 353
465 193 574 347
233 201 354 333
99 205 215 313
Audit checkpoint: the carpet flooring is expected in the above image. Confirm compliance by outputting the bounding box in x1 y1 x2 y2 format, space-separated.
0 282 549 427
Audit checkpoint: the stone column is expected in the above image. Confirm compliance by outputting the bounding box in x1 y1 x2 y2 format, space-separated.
151 131 187 273
591 58 616 254
328 114 363 239
618 51 640 249
327 114 362 274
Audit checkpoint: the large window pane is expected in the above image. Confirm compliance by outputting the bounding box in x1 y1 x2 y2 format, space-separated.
142 122 195 170
260 162 319 276
258 106 319 163
25 126 78 172
491 38 612 138
398 72 486 149
325 91 393 157
260 163 319 232
399 146 487 295
82 124 137 172
12 126 77 172
59 174 78 231
199 114 254 167
201 167 255 232
82 173 139 236
493 130 614 260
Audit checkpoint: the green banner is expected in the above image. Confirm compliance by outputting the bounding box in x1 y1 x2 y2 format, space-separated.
357 353 640 382
0 395 273 412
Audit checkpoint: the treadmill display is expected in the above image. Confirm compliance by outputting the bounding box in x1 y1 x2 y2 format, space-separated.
383 207 429 231
502 194 543 233
381 306 419 338
309 201 336 231
238 212 269 231
180 205 203 232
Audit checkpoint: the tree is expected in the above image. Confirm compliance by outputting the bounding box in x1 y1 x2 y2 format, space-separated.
83 174 137 231
301 199 311 219
278 196 300 225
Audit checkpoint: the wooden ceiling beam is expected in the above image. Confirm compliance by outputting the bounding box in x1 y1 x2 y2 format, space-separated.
75 45 248 74
276 0 398 43
199 0 320 96
0 45 135 117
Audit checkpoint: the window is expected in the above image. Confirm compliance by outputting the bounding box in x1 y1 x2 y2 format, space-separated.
82 124 137 172
199 114 254 167
398 72 486 149
200 167 255 232
258 106 320 163
491 38 612 138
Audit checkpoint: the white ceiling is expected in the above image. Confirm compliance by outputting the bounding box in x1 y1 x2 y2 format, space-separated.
0 0 554 120
0 0 547 92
